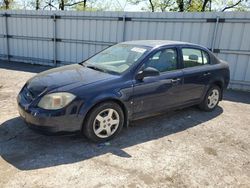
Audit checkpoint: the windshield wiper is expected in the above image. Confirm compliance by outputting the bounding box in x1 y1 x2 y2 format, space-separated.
86 65 106 73
78 62 85 66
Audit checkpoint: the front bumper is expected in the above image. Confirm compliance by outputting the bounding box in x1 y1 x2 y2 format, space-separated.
18 103 83 133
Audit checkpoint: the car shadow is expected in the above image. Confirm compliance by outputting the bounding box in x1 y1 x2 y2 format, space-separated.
0 60 52 73
0 106 223 171
223 89 250 104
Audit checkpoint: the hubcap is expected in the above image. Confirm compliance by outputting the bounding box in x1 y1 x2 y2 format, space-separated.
207 89 219 109
93 108 120 138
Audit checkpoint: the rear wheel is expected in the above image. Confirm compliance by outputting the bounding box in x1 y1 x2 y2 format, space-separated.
83 102 124 142
199 85 221 112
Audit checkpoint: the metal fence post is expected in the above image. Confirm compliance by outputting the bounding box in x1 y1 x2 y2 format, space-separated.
4 12 10 62
121 14 126 42
211 16 220 52
53 14 57 66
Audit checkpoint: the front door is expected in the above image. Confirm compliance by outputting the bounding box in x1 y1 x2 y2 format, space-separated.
132 48 183 119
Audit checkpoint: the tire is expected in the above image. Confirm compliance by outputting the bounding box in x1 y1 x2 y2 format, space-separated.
199 85 221 112
83 102 124 142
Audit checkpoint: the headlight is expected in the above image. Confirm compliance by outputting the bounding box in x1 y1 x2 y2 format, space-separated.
38 92 76 110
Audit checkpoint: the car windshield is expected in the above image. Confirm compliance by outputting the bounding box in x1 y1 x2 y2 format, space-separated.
84 44 150 74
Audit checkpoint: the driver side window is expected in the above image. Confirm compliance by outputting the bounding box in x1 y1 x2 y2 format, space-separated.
144 48 178 73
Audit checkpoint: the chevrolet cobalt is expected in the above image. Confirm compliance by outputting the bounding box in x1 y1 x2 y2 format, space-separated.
17 40 230 142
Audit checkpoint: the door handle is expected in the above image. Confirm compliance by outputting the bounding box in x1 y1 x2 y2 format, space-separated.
171 78 181 84
203 72 211 76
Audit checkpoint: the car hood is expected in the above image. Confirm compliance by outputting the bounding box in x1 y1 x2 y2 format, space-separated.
26 64 116 97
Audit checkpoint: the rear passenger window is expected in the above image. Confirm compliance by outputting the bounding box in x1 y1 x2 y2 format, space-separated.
182 48 209 68
202 51 209 64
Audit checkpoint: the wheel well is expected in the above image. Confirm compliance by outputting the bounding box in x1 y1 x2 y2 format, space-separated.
213 81 223 90
82 99 128 130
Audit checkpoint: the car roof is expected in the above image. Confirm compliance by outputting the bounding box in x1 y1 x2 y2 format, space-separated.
121 40 202 48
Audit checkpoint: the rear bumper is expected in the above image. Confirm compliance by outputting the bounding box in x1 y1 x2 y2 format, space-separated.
18 104 83 133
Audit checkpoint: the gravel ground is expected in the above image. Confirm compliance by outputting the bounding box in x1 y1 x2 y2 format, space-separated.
0 61 250 188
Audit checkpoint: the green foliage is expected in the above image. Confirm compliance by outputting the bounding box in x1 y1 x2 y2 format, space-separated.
187 0 203 11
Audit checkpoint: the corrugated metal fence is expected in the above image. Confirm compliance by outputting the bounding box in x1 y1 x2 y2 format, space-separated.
0 10 250 90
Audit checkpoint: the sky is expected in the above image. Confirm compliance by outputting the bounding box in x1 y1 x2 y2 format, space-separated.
112 0 147 11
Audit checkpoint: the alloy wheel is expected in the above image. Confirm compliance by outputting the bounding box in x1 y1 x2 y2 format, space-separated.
207 89 219 109
93 108 120 138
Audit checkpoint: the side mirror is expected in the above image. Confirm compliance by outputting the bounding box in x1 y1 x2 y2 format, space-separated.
136 67 160 80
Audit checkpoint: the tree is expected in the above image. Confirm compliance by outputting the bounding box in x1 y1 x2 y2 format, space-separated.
58 0 88 10
221 0 246 11
59 0 65 10
128 0 175 12
35 0 40 9
176 0 207 12
176 0 184 11
74 0 115 11
202 0 210 11
1 0 248 11
4 0 10 9
43 0 57 10
176 0 248 12
149 0 154 11
154 0 175 11
41 0 102 11
0 0 14 9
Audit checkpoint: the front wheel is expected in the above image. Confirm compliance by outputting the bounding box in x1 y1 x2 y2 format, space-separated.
83 102 124 142
199 85 221 112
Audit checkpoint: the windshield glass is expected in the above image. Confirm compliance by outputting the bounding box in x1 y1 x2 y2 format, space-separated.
84 44 150 74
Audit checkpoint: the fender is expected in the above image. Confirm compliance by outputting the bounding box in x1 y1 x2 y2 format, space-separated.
78 92 132 129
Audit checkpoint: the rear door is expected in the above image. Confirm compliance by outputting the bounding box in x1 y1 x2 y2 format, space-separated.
180 47 211 103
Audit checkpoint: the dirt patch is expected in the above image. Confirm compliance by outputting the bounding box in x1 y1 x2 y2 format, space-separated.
204 147 218 156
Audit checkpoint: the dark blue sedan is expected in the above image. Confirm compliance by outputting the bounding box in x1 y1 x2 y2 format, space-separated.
17 40 230 142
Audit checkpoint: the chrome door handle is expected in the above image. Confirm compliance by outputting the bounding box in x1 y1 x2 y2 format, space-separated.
203 72 211 76
171 78 181 84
